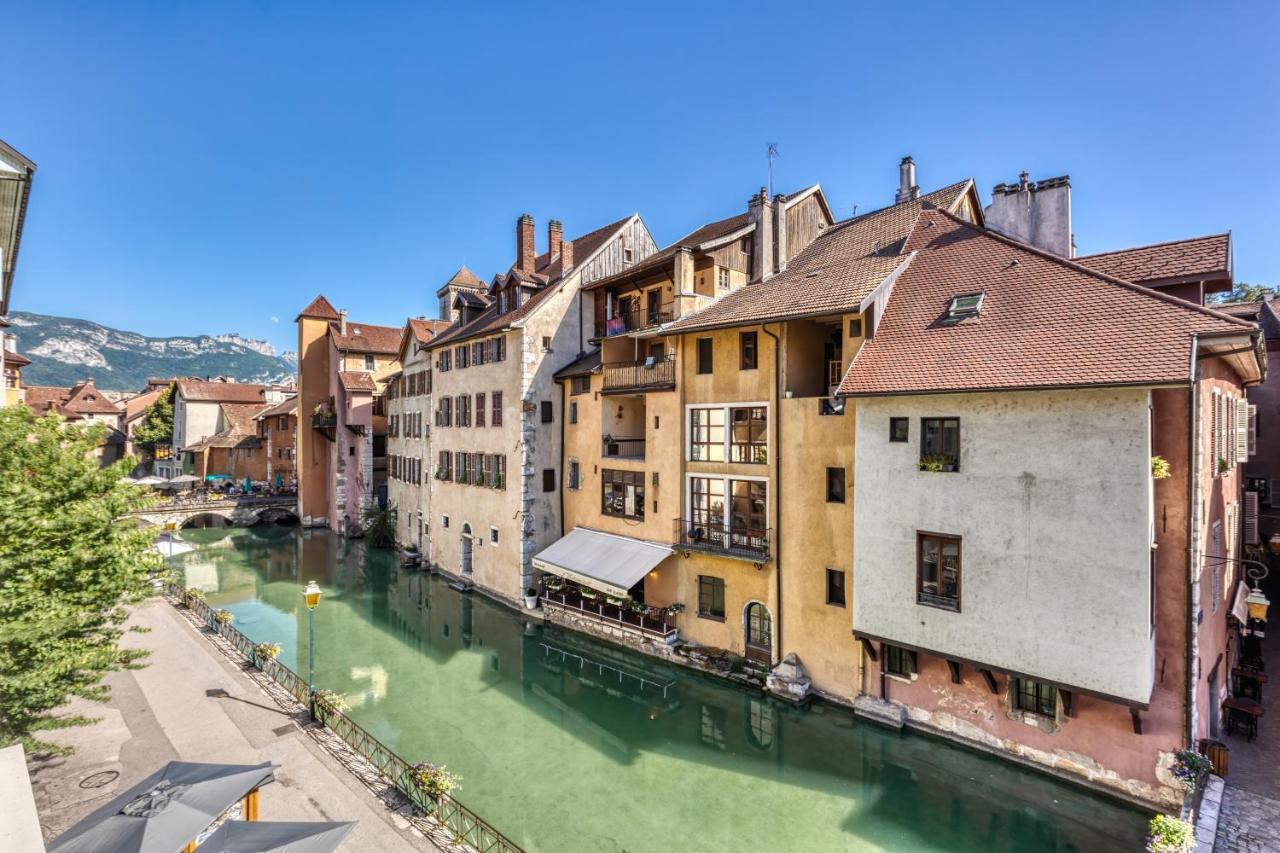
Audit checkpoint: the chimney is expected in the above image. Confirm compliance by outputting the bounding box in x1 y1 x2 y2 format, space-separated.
548 219 563 261
748 187 775 281
895 156 919 204
517 213 535 274
560 238 573 272
339 309 348 336
984 172 1073 258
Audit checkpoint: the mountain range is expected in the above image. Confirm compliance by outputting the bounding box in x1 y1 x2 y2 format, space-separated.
7 312 296 391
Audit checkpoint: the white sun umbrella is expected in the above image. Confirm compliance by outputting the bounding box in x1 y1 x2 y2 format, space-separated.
169 474 200 487
120 476 141 485
135 476 167 486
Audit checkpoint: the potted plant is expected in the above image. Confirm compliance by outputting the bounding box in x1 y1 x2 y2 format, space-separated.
408 762 461 802
664 602 686 619
254 642 281 666
184 587 206 607
1151 455 1172 480
213 609 234 628
579 586 599 602
1217 457 1230 475
1169 749 1211 791
314 688 348 717
543 576 564 592
1146 814 1194 853
918 454 954 473
606 595 625 608
524 587 539 609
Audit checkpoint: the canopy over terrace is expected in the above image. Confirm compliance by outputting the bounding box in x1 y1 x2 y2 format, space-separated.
47 761 275 853
533 527 672 598
198 819 355 852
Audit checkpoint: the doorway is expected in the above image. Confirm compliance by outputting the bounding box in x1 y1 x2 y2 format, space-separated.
460 523 473 576
744 602 772 666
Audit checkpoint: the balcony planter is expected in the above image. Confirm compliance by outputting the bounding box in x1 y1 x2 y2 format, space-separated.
918 455 956 473
1151 455 1172 480
408 762 461 805
524 587 539 609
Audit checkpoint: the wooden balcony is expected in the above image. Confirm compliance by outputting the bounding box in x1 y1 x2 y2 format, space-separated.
602 357 675 393
600 302 674 338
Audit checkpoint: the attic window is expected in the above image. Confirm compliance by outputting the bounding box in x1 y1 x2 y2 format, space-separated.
947 293 984 320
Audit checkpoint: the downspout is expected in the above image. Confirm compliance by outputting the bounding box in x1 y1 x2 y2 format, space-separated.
1185 337 1202 747
761 323 782 662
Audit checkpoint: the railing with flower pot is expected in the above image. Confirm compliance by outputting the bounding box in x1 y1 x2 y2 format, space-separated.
163 580 524 853
539 579 679 642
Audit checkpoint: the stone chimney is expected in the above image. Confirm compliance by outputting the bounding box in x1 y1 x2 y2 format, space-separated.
517 213 535 274
339 309 348 336
773 194 789 273
895 156 919 204
748 186 774 281
984 172 1073 258
548 219 563 261
560 238 573 272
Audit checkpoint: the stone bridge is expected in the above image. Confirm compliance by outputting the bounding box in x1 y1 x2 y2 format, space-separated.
124 496 299 528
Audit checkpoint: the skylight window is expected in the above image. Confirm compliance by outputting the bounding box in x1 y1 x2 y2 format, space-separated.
947 292 984 319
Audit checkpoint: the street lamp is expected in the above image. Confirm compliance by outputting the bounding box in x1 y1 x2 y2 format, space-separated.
303 581 323 721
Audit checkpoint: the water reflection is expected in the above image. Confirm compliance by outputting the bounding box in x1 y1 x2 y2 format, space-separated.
174 527 1148 853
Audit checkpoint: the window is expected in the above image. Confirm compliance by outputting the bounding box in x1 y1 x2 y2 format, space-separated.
690 408 726 461
623 246 634 266
1013 678 1057 717
473 341 484 365
825 569 846 606
542 468 555 492
278 416 288 431
492 391 503 426
569 401 578 424
717 268 730 290
740 331 758 370
456 395 470 427
476 393 486 428
889 417 909 442
947 292 984 319
541 401 553 423
730 480 767 533
697 575 725 620
441 515 450 529
438 451 451 478
439 350 451 372
730 407 767 463
920 417 960 471
568 459 581 490
364 354 375 370
689 477 725 528
826 467 845 503
848 318 863 338
696 338 713 374
602 469 644 519
917 533 961 611
883 645 916 678
456 344 469 369
490 527 499 544
542 335 552 351
571 375 590 395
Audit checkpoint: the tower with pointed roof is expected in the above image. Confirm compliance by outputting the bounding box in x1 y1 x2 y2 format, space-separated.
436 267 487 325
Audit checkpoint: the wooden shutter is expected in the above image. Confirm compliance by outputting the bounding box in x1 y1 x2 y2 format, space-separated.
1236 398 1249 464
1248 404 1257 457
1211 392 1219 469
1245 490 1260 545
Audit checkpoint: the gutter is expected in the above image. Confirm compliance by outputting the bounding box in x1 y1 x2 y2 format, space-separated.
761 323 782 662
1185 337 1202 747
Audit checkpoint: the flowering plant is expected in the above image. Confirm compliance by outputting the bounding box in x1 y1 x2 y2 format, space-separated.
1169 749 1211 791
1146 814 1194 853
254 642 281 662
314 689 348 715
213 609 234 625
409 762 461 800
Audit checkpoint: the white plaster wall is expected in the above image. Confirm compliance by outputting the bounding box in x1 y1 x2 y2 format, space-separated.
388 347 433 551
853 387 1155 703
175 399 222 450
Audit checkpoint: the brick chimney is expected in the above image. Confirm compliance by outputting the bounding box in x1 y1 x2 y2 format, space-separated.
517 213 535 274
560 238 573 272
895 156 919 204
548 219 563 261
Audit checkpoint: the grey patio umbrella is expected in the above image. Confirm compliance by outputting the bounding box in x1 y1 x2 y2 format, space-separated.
47 760 275 853
198 820 356 852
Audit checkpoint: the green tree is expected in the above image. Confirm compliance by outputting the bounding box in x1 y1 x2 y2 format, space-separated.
131 384 174 453
0 407 160 754
1210 282 1273 304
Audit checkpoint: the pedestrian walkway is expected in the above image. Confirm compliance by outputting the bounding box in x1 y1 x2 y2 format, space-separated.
28 597 442 851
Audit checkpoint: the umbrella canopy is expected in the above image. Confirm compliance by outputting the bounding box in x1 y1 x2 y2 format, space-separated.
244 477 252 491
199 820 355 853
120 476 140 484
170 474 200 484
47 761 275 853
134 476 167 486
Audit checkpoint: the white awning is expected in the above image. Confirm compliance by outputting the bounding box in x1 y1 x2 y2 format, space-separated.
533 527 673 598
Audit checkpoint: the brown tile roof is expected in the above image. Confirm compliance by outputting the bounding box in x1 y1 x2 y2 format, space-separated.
838 211 1255 397
553 349 602 379
4 350 30 367
435 266 486 297
328 321 402 355
1213 300 1262 321
1075 233 1231 286
583 212 752 293
429 216 635 349
665 181 973 334
297 294 341 321
63 380 125 415
339 371 377 393
23 385 74 417
122 387 164 421
175 378 276 403
254 396 298 420
219 402 268 433
188 402 268 450
408 317 450 345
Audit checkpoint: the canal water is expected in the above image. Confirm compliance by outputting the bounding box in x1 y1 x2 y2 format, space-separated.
172 526 1150 853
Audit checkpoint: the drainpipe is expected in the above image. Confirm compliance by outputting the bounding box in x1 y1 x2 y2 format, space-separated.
761 323 782 662
1185 337 1202 747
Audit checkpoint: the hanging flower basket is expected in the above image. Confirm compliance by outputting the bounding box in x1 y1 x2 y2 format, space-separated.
543 577 564 591
664 603 686 618
254 642 281 664
314 689 348 716
606 595 625 607
408 762 461 802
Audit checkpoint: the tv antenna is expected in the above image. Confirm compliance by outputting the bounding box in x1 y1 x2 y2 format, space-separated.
767 143 779 196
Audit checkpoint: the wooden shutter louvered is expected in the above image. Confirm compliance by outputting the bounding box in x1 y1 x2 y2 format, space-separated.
1211 393 1220 471
1248 404 1258 457
1236 398 1249 463
1245 490 1260 545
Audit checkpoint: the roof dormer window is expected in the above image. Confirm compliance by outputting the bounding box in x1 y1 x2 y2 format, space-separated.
947 292 984 320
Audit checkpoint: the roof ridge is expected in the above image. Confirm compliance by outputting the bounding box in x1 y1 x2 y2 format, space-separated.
826 179 973 234
1075 232 1232 261
922 210 1254 330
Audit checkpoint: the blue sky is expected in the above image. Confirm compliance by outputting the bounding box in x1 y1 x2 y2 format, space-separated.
2 1 1277 355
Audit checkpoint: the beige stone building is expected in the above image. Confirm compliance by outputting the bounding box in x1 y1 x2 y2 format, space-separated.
386 317 449 551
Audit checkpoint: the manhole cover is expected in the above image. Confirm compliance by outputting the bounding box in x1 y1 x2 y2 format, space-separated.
206 688 229 698
80 770 119 789
272 724 295 737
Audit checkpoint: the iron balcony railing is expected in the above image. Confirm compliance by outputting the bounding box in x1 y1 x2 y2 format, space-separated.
539 588 677 642
166 581 525 853
602 436 645 459
673 518 771 562
601 301 674 337
602 356 675 392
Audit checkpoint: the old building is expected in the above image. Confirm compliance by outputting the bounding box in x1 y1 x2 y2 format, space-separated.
2 335 29 405
386 317 449 550
838 206 1264 807
119 379 170 461
24 378 128 464
424 212 658 607
254 395 298 488
0 138 36 406
294 297 401 532
184 401 270 483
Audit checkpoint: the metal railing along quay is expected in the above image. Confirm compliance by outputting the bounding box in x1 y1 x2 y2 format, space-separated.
166 582 525 853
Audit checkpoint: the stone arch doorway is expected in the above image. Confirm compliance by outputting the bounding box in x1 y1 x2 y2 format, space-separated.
743 601 772 666
460 523 474 576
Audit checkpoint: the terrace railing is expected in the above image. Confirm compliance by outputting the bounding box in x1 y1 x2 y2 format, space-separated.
672 519 771 562
602 356 675 392
602 436 645 459
601 301 674 337
539 587 677 642
166 581 525 853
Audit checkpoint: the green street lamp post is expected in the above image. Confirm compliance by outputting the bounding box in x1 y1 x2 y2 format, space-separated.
303 580 323 720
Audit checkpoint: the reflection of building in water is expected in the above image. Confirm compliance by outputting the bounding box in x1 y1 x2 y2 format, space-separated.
347 665 389 708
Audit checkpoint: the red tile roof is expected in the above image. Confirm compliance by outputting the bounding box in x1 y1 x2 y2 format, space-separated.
582 212 752 293
4 350 30 367
328 321 402 355
175 378 277 403
63 380 125 415
408 317 451 345
297 294 341 321
1075 233 1231 286
339 371 377 393
24 385 75 417
122 386 164 421
839 212 1255 397
254 396 298 420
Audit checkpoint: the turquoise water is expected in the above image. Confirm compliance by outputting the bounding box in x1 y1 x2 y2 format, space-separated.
173 526 1150 853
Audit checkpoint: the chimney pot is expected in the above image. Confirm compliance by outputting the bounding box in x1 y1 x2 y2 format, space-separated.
896 156 919 204
548 220 563 261
517 213 536 274
339 309 348 336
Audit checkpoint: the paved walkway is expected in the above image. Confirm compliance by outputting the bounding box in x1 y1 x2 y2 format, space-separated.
29 597 442 851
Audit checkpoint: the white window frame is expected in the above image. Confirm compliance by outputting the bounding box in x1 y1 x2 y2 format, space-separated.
684 401 770 463
684 472 770 536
